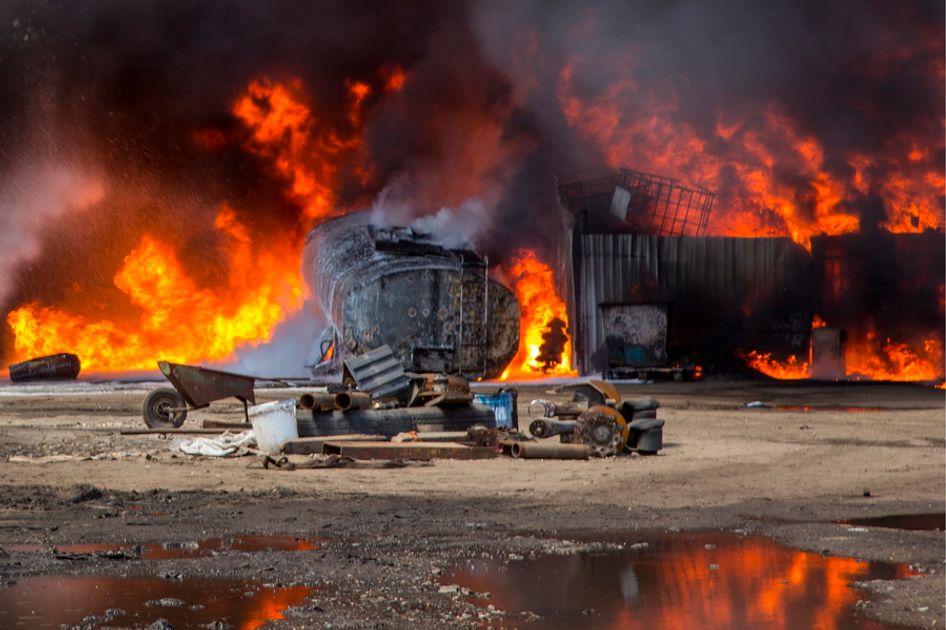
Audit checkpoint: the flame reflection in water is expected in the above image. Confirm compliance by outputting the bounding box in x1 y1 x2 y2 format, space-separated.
447 533 913 629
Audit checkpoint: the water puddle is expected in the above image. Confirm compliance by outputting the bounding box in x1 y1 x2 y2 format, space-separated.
445 532 914 629
0 575 311 629
775 405 887 413
7 534 321 559
843 513 944 531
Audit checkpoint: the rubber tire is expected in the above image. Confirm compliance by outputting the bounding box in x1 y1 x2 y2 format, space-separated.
296 405 496 438
142 387 188 429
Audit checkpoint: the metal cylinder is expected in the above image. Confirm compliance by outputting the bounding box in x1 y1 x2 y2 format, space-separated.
304 213 520 379
528 418 577 438
528 399 588 419
334 391 372 411
298 393 335 411
509 442 590 460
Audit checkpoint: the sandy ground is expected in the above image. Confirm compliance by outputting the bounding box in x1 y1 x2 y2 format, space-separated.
0 378 942 628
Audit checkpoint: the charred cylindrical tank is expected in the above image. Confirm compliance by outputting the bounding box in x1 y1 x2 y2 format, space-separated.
304 213 519 379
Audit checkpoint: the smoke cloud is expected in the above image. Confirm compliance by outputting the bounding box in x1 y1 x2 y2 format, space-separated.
0 161 104 306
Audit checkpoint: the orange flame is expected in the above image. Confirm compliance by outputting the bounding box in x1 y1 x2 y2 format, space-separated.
845 332 944 381
556 57 942 249
743 350 810 380
381 66 406 92
6 207 303 372
744 316 943 382
4 76 369 373
232 77 364 224
499 249 576 379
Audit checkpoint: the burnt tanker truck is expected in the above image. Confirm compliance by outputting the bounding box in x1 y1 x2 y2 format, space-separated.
304 213 520 379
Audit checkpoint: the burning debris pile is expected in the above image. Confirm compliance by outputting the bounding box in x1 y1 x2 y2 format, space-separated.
558 166 944 382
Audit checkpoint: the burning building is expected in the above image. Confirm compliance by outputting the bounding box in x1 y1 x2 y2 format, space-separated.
557 168 944 381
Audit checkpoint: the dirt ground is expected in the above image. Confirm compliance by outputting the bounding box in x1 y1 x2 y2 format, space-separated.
0 378 942 628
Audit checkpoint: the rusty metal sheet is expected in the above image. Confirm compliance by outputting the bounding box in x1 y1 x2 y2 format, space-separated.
320 441 496 460
158 361 256 406
342 345 411 400
281 435 387 455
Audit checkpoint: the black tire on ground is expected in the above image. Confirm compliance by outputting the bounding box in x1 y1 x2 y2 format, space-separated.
296 404 496 438
142 387 188 428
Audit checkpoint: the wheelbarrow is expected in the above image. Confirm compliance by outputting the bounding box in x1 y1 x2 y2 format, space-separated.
142 361 257 429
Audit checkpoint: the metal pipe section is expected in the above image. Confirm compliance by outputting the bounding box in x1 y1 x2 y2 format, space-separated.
298 393 335 411
528 418 578 439
528 399 588 419
509 442 590 460
334 391 373 411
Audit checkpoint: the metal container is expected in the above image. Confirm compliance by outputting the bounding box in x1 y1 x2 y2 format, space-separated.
305 213 519 379
601 302 668 369
810 327 845 380
473 389 518 429
9 353 80 382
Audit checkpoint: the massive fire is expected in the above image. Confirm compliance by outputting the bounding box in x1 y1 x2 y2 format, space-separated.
6 207 303 372
499 249 576 380
556 61 941 251
3 76 361 373
845 333 944 382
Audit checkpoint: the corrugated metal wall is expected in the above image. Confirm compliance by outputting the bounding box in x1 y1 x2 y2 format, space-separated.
567 231 813 372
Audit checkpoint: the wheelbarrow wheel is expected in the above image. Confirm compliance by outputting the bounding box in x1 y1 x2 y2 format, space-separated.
143 387 188 428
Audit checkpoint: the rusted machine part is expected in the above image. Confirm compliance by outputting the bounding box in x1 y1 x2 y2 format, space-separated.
9 353 81 382
554 380 621 406
574 405 629 457
509 441 590 460
528 418 578 439
466 424 498 447
334 391 373 411
298 403 497 438
298 393 336 411
412 373 474 407
527 399 589 419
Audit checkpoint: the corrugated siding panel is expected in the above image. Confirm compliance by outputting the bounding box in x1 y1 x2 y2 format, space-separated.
570 232 810 372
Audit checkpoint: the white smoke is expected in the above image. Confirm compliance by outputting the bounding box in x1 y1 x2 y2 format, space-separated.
0 163 105 306
224 299 325 378
408 200 492 249
369 176 495 250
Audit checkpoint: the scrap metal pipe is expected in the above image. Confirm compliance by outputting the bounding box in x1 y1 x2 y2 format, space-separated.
334 391 373 411
299 393 336 411
509 442 590 460
528 418 577 439
528 399 588 419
